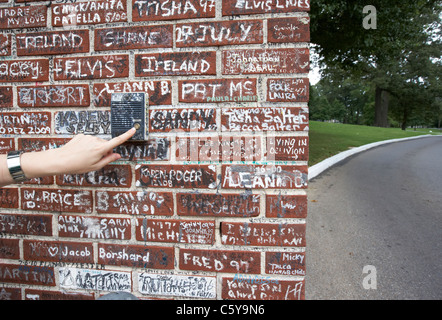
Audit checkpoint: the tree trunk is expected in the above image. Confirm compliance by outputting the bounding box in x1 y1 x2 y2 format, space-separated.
401 107 408 131
374 86 390 127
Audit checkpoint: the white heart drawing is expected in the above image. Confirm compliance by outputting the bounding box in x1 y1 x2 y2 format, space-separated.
48 247 58 257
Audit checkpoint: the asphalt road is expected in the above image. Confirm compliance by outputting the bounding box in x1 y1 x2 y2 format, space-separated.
306 136 442 300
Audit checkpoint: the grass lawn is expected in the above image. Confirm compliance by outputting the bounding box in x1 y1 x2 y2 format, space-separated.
308 121 439 166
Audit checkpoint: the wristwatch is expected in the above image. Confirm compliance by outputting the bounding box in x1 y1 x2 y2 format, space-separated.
7 151 28 183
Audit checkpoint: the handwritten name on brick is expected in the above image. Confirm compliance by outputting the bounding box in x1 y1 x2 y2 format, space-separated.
268 17 310 43
133 0 216 21
135 51 216 76
58 215 131 240
0 264 55 287
221 222 306 247
54 55 129 80
55 110 110 135
222 0 310 16
265 251 306 276
95 25 172 51
23 240 94 264
179 78 257 103
222 277 304 300
176 20 263 47
177 192 260 217
0 213 52 236
222 48 309 74
18 85 90 108
267 78 309 102
0 112 51 135
16 30 90 56
98 243 174 269
135 165 217 189
96 190 173 215
0 5 47 29
137 218 215 244
180 248 261 273
0 59 49 82
149 107 217 132
93 80 171 107
266 194 308 218
57 165 132 188
221 106 309 132
52 0 127 27
21 188 93 214
222 165 308 189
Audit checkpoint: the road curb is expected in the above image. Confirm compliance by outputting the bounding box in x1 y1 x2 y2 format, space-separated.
308 134 438 180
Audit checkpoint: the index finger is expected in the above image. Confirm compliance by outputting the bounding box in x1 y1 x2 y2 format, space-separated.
106 128 137 150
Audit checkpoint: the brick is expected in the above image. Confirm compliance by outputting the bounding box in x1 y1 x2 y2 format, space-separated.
54 110 110 135
59 267 132 292
16 30 90 56
18 137 69 152
0 5 47 29
221 222 306 247
0 59 49 82
98 243 174 269
222 0 310 16
267 78 309 102
115 138 170 161
268 17 310 43
0 287 21 300
23 240 94 264
0 137 14 153
52 0 128 27
266 194 308 218
58 215 131 240
136 218 215 244
0 264 55 287
135 51 216 76
0 214 52 237
266 136 309 161
222 48 309 74
138 272 216 298
179 78 257 103
265 251 306 276
0 239 20 259
93 80 172 106
0 188 19 209
180 248 261 273
0 112 51 135
57 164 132 188
21 188 93 214
177 193 260 217
221 106 308 132
149 107 217 132
18 84 90 108
25 289 94 300
0 34 11 56
221 165 308 189
54 55 129 80
132 0 216 21
135 165 217 189
177 135 260 162
222 277 305 300
0 86 12 108
95 25 172 51
176 20 263 47
96 190 173 216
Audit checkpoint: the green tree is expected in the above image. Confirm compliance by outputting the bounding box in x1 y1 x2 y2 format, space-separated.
311 0 441 128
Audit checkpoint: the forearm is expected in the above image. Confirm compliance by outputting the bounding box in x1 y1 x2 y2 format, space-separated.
0 149 60 187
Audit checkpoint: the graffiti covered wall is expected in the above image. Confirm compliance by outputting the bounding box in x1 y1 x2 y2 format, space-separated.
0 0 310 300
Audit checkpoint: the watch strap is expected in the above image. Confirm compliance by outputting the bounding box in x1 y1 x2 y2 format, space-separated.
7 151 28 183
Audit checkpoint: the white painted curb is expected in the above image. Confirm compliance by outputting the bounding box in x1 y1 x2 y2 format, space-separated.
308 134 438 180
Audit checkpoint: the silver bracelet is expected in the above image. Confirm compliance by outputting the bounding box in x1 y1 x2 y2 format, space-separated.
7 151 28 183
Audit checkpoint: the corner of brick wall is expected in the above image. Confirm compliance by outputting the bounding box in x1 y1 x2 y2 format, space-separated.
0 0 310 300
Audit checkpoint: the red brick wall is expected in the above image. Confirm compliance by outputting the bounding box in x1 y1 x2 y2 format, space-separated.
0 0 309 300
